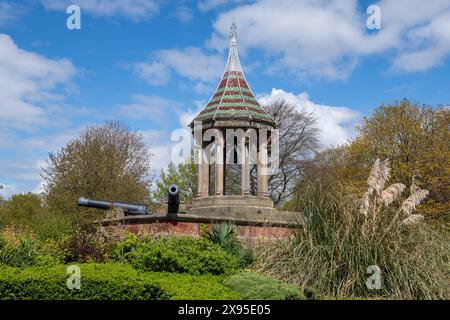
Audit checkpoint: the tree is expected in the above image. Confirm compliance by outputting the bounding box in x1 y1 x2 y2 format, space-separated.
154 160 197 203
0 193 72 239
262 99 320 206
43 121 152 225
309 100 449 222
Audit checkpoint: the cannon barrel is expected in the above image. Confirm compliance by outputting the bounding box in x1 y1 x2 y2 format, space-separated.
167 184 180 214
77 197 148 215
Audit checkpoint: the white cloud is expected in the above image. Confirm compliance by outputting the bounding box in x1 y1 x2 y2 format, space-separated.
0 34 76 131
154 47 224 82
0 182 21 199
0 2 25 27
0 34 84 199
115 95 183 123
133 47 225 87
172 6 194 23
209 0 450 79
258 88 359 147
140 129 172 174
32 180 46 195
133 62 170 85
178 99 205 127
0 159 44 184
198 0 247 11
41 0 160 21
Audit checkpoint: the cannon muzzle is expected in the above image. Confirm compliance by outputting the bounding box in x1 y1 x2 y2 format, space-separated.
167 184 180 214
77 197 148 215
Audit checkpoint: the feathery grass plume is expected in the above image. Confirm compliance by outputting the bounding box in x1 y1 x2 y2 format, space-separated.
401 214 424 226
380 183 405 206
359 191 371 216
367 158 391 195
366 158 380 194
378 158 391 193
400 189 429 216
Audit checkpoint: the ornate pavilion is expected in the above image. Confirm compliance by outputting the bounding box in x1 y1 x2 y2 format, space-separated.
188 20 277 216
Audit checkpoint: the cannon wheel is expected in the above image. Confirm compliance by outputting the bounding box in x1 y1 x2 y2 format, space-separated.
106 207 125 220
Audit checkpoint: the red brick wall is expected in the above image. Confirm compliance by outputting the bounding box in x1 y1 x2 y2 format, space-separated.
123 221 293 246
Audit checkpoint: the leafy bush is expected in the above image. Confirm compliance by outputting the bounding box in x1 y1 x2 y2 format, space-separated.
0 263 240 300
111 234 239 275
0 193 72 240
223 272 304 300
0 228 62 267
61 229 110 263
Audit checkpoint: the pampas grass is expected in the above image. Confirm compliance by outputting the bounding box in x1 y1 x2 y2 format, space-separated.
360 158 427 226
381 183 405 206
367 158 391 196
253 159 449 300
402 214 424 226
401 189 430 216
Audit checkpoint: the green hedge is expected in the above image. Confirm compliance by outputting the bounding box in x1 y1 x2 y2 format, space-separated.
223 272 305 300
0 263 240 300
111 235 239 275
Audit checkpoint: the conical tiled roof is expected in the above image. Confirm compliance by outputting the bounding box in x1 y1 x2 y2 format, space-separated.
190 20 275 127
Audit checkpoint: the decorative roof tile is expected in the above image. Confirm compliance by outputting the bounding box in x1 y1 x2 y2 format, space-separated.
190 20 275 127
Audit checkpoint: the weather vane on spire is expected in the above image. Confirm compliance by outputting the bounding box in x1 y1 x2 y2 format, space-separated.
230 17 237 42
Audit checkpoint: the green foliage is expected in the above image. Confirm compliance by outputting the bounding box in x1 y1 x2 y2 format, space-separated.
110 234 239 275
42 121 152 227
254 181 450 299
223 272 305 300
155 160 197 203
0 263 240 300
202 223 254 268
0 229 62 267
0 193 72 240
205 223 241 256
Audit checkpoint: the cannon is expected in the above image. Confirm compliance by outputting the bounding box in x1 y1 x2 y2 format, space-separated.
77 183 181 216
167 184 180 214
77 197 148 215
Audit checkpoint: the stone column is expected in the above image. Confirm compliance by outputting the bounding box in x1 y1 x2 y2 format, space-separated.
215 133 224 195
197 145 203 197
257 143 268 197
197 148 209 197
241 142 250 195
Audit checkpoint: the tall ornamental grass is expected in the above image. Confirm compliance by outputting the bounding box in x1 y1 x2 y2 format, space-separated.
254 159 449 299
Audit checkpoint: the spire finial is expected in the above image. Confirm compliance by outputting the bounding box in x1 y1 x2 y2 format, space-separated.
230 17 237 43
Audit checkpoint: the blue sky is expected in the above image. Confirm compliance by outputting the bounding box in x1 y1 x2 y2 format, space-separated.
1 0 449 198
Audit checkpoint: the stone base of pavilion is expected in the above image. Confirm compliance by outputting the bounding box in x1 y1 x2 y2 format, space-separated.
189 195 276 215
100 198 302 247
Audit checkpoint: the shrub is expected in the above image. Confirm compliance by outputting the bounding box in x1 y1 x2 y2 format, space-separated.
223 272 304 300
61 228 110 263
253 161 450 299
0 193 73 240
111 234 239 275
0 263 240 300
0 228 62 267
202 223 254 268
